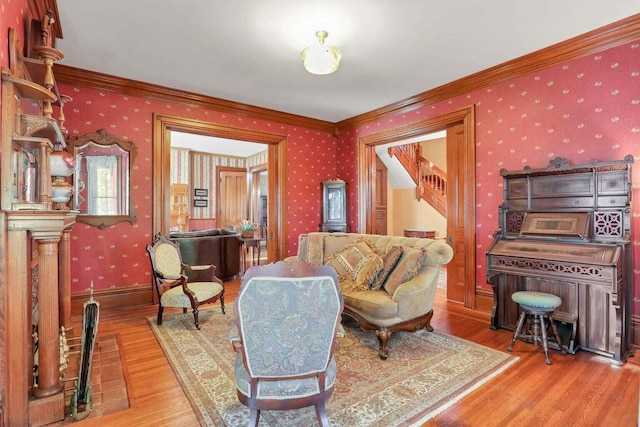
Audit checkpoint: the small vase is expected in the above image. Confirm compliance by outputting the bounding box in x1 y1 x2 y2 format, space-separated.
50 150 75 178
51 180 73 210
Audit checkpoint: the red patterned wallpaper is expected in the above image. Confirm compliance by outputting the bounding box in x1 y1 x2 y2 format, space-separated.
55 84 337 292
0 0 28 70
2 4 638 315
339 41 640 306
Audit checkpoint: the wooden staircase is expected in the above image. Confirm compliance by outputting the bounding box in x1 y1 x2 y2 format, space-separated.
388 143 447 217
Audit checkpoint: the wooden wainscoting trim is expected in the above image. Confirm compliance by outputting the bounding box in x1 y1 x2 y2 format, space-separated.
71 285 153 314
475 288 495 314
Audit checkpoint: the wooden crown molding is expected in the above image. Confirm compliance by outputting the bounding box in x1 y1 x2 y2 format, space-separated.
337 13 640 132
54 64 337 135
51 12 638 136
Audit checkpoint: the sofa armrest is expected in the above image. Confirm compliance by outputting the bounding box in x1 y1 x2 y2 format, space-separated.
283 255 300 263
422 240 454 267
392 265 440 320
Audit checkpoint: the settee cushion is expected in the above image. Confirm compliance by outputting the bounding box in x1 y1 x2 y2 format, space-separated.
326 240 383 291
383 246 427 295
370 245 403 291
342 289 399 321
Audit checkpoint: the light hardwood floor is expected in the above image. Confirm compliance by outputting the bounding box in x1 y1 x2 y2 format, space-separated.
68 279 639 427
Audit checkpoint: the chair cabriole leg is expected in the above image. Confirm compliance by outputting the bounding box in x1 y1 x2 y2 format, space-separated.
157 306 164 325
193 308 200 330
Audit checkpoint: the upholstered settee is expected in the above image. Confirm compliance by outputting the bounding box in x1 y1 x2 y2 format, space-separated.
169 228 242 281
285 232 453 359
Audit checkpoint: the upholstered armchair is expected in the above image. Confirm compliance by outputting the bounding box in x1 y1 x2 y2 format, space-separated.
146 233 225 329
230 261 343 427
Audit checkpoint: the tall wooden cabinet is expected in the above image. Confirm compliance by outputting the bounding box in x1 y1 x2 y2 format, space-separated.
170 183 189 231
321 179 348 232
1 18 76 426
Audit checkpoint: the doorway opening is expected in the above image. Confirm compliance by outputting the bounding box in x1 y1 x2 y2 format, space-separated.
375 130 448 288
358 105 476 308
152 113 288 263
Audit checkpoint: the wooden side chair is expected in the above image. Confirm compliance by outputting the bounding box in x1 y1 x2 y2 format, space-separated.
146 233 225 329
230 261 343 426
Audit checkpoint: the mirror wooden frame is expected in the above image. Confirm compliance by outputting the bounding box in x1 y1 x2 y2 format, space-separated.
66 128 138 229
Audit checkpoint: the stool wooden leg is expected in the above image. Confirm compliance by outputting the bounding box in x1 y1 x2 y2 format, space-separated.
548 316 568 355
508 311 527 352
539 315 552 365
531 315 543 347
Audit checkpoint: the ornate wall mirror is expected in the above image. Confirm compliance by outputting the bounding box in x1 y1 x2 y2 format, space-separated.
66 129 137 228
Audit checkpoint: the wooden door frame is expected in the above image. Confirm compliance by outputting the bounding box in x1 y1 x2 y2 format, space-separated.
152 113 287 262
358 105 476 307
249 163 267 226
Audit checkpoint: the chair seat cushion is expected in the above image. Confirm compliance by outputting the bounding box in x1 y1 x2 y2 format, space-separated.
512 291 561 311
234 355 336 399
160 281 223 308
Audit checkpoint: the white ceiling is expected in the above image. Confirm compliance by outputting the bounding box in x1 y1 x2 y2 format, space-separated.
170 131 267 157
56 1 639 123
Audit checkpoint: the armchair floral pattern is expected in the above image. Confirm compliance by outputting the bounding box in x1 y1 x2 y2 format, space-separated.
230 261 343 426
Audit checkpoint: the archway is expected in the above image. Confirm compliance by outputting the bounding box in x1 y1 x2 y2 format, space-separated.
358 105 476 308
152 113 288 261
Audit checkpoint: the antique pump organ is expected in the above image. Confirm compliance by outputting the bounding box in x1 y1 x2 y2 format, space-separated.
486 156 634 365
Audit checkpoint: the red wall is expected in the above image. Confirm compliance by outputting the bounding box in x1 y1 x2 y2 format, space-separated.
0 0 29 68
339 41 640 306
3 4 639 314
56 84 337 292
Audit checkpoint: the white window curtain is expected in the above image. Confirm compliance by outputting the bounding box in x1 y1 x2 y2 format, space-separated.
86 155 118 215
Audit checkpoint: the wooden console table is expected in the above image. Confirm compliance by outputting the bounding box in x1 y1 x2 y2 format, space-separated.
241 235 266 271
403 229 436 239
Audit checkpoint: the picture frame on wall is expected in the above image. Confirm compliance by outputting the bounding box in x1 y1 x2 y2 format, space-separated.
194 199 208 207
194 188 208 197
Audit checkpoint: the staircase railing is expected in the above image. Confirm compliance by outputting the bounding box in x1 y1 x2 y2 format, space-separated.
388 143 447 217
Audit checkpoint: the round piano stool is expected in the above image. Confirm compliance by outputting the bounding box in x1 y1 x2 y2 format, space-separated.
507 291 567 365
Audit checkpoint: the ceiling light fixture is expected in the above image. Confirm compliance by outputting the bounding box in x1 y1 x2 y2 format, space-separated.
301 30 342 75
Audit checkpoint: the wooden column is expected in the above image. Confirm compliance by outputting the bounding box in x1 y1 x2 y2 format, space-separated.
4 229 30 426
58 228 73 333
32 236 63 398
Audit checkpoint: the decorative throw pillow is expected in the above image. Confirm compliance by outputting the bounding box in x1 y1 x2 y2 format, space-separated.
323 235 354 260
326 240 383 290
383 247 427 296
370 245 403 291
304 234 325 265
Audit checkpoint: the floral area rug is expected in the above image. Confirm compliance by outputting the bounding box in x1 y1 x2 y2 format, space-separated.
148 309 517 426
